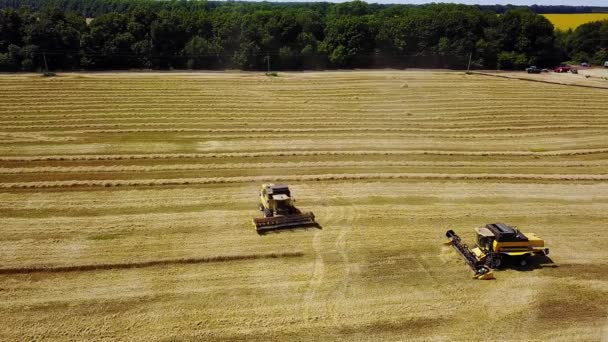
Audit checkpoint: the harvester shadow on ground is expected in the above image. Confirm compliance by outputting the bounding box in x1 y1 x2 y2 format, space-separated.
500 255 557 273
257 223 323 236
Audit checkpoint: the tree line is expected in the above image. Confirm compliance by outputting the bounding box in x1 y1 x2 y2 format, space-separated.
557 21 608 66
0 0 606 72
2 1 607 17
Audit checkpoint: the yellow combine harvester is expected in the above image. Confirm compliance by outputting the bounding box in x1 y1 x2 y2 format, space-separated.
253 183 317 234
445 223 549 280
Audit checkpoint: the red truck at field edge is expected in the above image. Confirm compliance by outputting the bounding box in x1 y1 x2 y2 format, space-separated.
554 65 572 73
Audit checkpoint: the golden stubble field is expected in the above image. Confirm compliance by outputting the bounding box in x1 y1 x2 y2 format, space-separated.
1 71 607 341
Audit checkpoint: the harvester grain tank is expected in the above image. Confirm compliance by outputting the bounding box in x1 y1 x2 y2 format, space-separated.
253 183 317 234
445 223 549 280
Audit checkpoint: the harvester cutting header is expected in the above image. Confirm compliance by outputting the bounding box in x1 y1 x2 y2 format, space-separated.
445 223 549 280
253 183 318 234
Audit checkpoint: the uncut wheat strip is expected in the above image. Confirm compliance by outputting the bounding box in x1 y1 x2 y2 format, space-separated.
3 173 608 189
3 148 608 162
4 160 608 174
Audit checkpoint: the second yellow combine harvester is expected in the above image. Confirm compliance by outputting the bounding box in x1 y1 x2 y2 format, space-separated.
253 183 318 234
445 223 549 280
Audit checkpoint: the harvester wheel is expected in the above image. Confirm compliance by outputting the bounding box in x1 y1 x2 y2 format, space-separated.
488 254 503 268
264 209 273 218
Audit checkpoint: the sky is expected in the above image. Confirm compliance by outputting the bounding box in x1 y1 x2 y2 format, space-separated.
275 0 608 5
385 0 608 4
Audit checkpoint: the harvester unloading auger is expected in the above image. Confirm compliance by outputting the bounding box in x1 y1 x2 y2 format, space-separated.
445 223 549 280
253 183 318 234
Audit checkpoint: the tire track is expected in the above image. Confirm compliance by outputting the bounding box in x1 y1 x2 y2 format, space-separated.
334 198 357 303
302 229 325 322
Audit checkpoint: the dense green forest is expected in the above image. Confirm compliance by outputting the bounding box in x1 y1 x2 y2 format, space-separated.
2 0 607 17
0 0 606 71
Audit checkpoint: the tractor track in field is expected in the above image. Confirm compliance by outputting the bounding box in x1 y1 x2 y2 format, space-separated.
334 198 357 301
302 229 325 322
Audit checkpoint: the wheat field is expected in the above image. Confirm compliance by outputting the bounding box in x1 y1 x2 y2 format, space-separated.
1 71 607 340
543 13 608 30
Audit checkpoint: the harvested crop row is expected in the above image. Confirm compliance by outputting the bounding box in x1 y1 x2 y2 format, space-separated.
2 106 603 118
4 117 608 128
4 173 607 189
1 101 604 111
3 148 607 162
3 112 607 123
3 160 608 174
1 96 602 107
1 132 599 145
0 251 304 274
9 125 606 135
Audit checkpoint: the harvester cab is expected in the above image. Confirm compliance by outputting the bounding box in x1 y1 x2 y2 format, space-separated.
259 184 293 217
446 223 549 280
253 183 318 234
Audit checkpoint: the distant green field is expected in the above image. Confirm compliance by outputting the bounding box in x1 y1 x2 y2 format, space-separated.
543 13 608 30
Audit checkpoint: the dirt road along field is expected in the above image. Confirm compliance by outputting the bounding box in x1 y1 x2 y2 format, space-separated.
1 71 607 340
473 68 608 89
